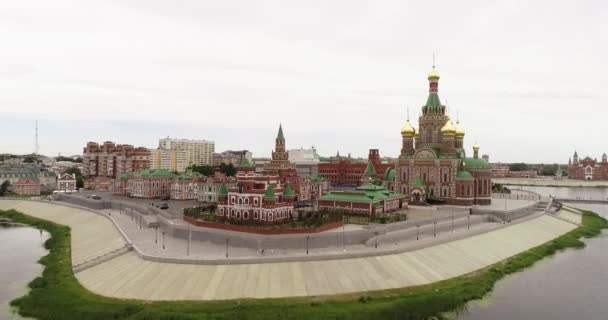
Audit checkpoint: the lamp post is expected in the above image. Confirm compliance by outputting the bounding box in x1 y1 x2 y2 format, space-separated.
187 222 190 256
225 238 230 258
342 214 346 252
416 224 420 240
434 221 437 237
154 226 158 244
375 231 379 249
162 231 166 249
467 214 471 230
306 235 310 255
451 208 454 233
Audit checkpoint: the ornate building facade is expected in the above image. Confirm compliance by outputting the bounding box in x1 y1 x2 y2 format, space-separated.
568 151 608 180
318 149 394 187
396 66 492 205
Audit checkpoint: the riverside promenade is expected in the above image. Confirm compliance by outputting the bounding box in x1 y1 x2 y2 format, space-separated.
0 198 581 300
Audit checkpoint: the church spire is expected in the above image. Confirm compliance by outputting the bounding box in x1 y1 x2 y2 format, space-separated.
277 124 284 140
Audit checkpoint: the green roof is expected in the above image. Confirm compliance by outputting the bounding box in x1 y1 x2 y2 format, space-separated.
140 169 177 178
456 170 474 179
310 175 324 182
277 124 284 140
319 183 405 204
264 184 276 199
283 184 295 197
218 183 228 196
425 93 441 109
463 157 491 169
364 160 376 175
383 168 396 181
412 176 425 188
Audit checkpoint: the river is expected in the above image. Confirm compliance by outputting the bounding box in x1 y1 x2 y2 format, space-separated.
456 186 608 320
0 226 49 320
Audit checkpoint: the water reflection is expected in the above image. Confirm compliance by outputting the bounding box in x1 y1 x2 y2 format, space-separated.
456 195 608 320
0 226 49 319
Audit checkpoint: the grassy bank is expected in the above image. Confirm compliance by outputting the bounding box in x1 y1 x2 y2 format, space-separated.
2 208 606 320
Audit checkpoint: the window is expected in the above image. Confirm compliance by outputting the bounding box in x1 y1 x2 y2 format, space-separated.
254 210 258 219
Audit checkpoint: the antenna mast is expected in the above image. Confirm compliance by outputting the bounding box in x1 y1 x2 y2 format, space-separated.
35 120 39 155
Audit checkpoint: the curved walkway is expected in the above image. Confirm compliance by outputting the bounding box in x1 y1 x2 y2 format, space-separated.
0 199 577 300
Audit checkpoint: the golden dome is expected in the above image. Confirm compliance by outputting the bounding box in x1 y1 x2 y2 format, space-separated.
441 119 456 135
473 142 480 150
428 66 440 80
400 120 416 137
455 121 465 138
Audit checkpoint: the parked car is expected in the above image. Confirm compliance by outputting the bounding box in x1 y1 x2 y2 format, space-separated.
91 195 101 200
159 203 169 210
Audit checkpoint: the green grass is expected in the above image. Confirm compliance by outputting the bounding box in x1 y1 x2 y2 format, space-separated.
1 208 606 320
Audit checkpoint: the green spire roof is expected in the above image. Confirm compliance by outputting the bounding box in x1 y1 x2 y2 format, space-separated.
425 93 441 109
277 124 285 140
364 160 376 175
264 184 276 199
218 183 228 196
283 184 295 197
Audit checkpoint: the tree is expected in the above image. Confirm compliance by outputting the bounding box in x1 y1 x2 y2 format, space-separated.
65 167 84 189
190 165 215 176
23 156 37 163
0 180 10 196
509 163 529 171
219 163 237 177
540 164 559 176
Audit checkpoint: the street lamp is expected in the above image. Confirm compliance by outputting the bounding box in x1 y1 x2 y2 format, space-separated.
434 221 437 237
451 208 454 233
306 235 310 255
467 214 471 230
342 214 346 252
187 223 191 256
375 231 379 249
154 226 158 244
162 231 166 249
225 238 230 258
416 224 420 240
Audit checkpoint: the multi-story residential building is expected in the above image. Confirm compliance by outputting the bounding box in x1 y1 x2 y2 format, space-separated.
82 141 150 190
157 137 215 167
213 150 252 166
319 149 394 187
150 148 188 173
11 179 41 196
395 65 492 205
56 173 77 192
568 151 608 180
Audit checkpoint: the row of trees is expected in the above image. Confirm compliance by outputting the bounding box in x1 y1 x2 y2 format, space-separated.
0 180 10 196
509 163 567 176
190 163 238 177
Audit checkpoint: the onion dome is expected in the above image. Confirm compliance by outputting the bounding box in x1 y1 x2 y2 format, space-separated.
400 120 416 137
428 65 440 80
441 119 456 135
473 142 480 150
455 121 465 138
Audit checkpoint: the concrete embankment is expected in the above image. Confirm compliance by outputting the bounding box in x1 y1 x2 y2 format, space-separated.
494 178 608 187
0 199 579 301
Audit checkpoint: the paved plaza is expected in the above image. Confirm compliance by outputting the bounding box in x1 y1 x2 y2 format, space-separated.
0 199 579 300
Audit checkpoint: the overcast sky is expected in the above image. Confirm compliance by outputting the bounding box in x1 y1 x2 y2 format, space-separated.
0 0 606 163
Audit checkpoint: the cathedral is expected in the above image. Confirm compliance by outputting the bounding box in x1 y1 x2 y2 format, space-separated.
395 65 492 205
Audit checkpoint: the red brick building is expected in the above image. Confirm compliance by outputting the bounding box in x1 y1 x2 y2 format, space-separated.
83 141 150 190
395 65 492 205
217 171 296 224
12 179 41 196
568 151 608 180
112 169 177 198
318 149 394 187
319 184 406 216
